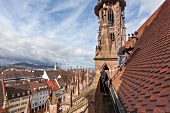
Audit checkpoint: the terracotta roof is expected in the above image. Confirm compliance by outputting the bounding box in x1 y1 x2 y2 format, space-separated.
4 80 29 86
46 71 59 80
46 70 75 84
5 82 30 100
0 68 2 74
29 78 43 82
46 80 59 91
112 0 170 112
33 70 43 77
0 70 34 79
56 77 65 88
52 81 60 90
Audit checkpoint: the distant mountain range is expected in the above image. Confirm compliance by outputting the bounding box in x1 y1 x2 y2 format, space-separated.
12 62 54 69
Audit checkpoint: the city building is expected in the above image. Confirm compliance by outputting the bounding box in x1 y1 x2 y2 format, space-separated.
29 80 48 112
5 81 30 113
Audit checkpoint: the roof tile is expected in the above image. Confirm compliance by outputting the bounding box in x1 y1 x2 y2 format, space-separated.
111 0 170 112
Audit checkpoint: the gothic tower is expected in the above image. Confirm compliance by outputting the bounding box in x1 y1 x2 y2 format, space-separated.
94 0 126 74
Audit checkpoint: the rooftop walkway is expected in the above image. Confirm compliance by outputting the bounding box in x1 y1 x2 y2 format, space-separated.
99 92 115 113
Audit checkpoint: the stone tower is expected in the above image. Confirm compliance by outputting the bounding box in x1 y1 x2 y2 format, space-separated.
94 0 126 74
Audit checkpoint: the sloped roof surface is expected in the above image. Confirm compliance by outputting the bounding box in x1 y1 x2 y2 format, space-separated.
0 70 34 79
46 80 59 91
112 0 170 112
29 81 47 94
46 70 74 83
5 83 30 100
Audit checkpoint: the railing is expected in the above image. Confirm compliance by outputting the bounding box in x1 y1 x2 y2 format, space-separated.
81 100 94 113
67 99 86 113
109 83 127 113
108 47 140 112
72 87 90 103
62 72 100 113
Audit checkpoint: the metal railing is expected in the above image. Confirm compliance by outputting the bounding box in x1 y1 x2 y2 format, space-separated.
108 47 140 113
109 83 127 113
81 100 94 113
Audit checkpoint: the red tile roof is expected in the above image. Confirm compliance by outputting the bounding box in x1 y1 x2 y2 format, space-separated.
46 70 74 84
52 81 60 90
0 68 2 74
112 0 170 112
46 80 59 91
57 77 65 88
0 70 34 79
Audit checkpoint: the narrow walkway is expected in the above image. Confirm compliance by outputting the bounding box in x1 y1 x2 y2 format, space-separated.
99 92 115 113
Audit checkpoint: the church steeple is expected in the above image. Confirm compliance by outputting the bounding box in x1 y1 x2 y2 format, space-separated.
94 0 126 71
95 0 126 59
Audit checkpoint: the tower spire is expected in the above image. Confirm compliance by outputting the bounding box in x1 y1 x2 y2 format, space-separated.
94 0 126 71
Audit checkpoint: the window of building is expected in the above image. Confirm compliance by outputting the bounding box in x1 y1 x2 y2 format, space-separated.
17 93 20 96
108 9 114 26
22 96 28 100
110 33 115 42
11 94 14 98
22 92 25 95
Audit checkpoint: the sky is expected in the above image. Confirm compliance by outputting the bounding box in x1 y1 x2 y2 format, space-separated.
0 0 165 69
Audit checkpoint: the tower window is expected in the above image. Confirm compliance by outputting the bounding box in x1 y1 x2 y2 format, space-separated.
108 9 114 26
110 33 115 41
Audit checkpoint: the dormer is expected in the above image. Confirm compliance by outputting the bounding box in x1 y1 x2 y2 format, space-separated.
27 90 30 95
11 94 14 98
22 92 25 95
39 87 41 90
17 93 20 96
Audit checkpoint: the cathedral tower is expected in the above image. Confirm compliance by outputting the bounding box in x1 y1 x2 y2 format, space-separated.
94 0 126 73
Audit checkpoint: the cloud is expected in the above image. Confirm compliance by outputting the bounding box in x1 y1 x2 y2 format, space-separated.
0 0 165 68
125 0 164 36
0 0 97 68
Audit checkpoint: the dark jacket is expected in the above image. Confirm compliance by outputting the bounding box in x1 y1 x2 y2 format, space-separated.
118 46 130 55
100 70 108 82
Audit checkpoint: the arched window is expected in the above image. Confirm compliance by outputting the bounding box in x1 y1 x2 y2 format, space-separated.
108 9 114 26
110 33 115 41
101 9 104 21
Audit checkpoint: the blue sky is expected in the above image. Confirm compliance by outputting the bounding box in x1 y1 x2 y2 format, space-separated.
0 0 164 69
